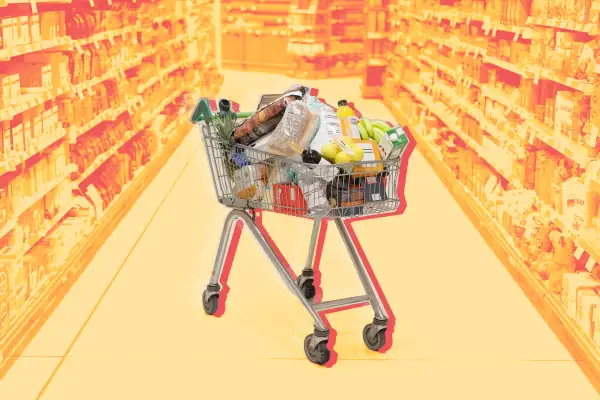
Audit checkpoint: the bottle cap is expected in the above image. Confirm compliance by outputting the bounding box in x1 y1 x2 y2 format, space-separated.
338 100 348 106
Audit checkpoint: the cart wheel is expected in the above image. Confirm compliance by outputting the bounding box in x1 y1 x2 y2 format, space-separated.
202 290 219 315
363 323 386 351
304 334 330 365
296 276 316 300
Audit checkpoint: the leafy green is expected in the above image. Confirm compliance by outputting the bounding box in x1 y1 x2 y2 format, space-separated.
211 112 236 144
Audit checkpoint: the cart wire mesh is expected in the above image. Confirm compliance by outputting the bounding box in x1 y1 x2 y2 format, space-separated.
201 122 406 219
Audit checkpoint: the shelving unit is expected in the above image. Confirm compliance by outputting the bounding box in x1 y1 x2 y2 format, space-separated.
0 0 222 377
381 0 600 385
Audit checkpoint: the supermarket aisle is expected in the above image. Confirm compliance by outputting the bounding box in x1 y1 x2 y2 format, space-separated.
2 71 599 399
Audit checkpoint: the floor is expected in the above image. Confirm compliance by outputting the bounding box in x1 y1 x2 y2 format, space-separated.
1 71 598 399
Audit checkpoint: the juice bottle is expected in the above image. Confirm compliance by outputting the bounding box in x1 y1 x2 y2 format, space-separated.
336 100 354 118
336 100 361 139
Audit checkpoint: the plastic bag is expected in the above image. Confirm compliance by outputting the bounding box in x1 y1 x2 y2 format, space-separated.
252 100 319 158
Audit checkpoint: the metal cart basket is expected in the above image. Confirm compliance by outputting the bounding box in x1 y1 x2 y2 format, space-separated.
195 102 410 365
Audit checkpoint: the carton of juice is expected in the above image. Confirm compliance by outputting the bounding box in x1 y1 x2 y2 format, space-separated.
378 125 409 160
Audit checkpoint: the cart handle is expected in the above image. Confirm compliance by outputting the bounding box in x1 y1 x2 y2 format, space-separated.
191 98 253 123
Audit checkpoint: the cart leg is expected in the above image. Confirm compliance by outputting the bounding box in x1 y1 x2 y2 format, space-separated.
334 218 389 324
296 218 326 301
202 210 243 316
205 211 329 328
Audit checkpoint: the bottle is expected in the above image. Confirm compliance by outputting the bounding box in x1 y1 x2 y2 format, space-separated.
336 100 361 140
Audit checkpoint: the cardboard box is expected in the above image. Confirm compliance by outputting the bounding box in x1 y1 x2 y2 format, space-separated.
352 139 383 176
562 272 600 318
273 184 307 216
378 125 409 160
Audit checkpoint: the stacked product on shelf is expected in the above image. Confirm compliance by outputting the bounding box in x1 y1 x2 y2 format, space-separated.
0 0 222 377
362 0 389 98
221 0 293 71
382 0 600 381
288 0 366 78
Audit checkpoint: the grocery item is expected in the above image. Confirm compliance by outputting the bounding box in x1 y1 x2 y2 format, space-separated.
378 125 409 160
352 140 383 176
233 89 305 145
359 118 374 138
337 100 361 140
252 100 318 158
308 101 344 154
232 164 270 201
293 164 330 216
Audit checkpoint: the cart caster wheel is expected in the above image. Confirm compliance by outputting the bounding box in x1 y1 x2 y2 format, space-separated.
296 276 316 300
363 323 387 351
202 290 220 315
304 334 330 365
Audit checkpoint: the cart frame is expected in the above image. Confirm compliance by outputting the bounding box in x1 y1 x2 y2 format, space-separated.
196 99 409 365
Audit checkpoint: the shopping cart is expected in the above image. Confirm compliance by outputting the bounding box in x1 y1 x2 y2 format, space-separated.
192 96 411 365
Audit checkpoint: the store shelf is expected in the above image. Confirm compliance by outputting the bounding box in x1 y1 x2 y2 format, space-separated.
526 16 599 35
385 97 600 387
483 55 529 77
402 81 517 185
0 85 70 122
0 164 75 240
0 128 67 179
71 25 139 47
137 61 188 94
529 65 593 94
527 120 594 167
0 115 192 379
0 37 72 61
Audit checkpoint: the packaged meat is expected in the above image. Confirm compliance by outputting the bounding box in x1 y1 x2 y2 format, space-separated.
234 90 305 145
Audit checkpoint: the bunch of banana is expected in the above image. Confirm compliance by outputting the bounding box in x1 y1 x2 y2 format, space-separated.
357 118 392 144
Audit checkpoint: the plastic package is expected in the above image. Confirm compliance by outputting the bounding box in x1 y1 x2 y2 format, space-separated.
291 164 330 216
233 90 305 145
252 100 319 158
232 164 270 201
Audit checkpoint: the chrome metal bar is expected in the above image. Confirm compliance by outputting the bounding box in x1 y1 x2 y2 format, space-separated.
208 209 240 287
334 218 389 321
312 295 370 313
304 218 322 271
228 210 329 331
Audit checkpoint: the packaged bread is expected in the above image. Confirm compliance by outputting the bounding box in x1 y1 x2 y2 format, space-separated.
252 100 318 158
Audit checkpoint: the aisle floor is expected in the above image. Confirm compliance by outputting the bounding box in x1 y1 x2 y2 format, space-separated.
1 71 599 399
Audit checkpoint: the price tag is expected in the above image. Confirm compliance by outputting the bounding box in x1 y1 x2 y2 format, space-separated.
93 40 100 50
492 27 497 37
472 48 478 59
76 88 84 100
74 42 84 54
560 20 568 29
29 0 38 13
108 36 115 46
467 13 472 25
88 0 95 6
533 69 540 85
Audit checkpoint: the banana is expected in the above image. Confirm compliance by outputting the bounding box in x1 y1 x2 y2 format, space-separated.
357 123 369 140
373 127 386 144
360 118 374 138
371 120 392 132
